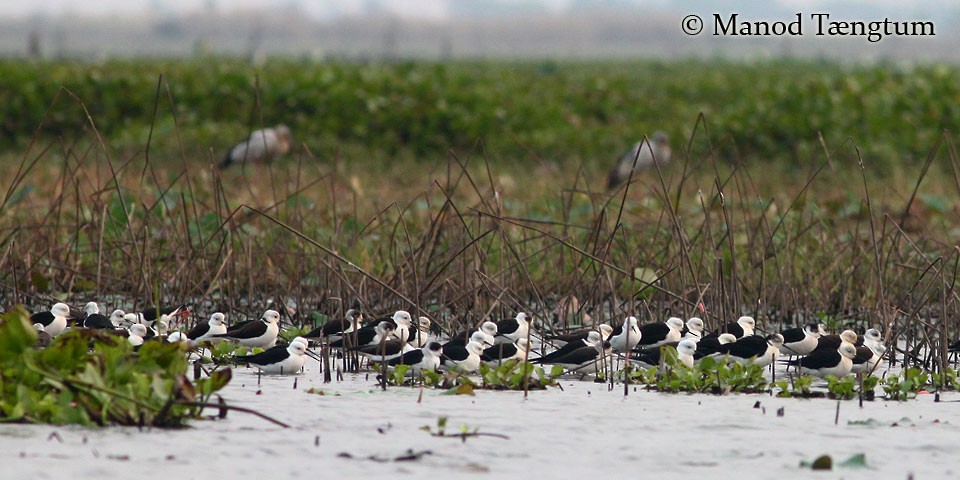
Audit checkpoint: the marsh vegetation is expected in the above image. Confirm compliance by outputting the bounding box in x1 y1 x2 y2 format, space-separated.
2 59 959 409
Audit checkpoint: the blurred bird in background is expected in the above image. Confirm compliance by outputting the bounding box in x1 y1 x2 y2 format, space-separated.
220 124 293 169
607 131 671 189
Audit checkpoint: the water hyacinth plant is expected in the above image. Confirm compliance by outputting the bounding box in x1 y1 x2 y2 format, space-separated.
477 360 563 390
882 368 930 401
825 375 858 400
383 360 563 391
0 308 230 427
629 350 768 394
931 367 958 391
773 375 814 398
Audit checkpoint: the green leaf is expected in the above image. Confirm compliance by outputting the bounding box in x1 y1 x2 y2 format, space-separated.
698 356 717 370
208 368 232 391
443 383 475 396
839 453 867 468
0 308 39 357
199 368 233 396
422 370 442 386
390 364 411 385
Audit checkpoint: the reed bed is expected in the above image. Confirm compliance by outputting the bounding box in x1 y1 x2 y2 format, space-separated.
1 69 959 383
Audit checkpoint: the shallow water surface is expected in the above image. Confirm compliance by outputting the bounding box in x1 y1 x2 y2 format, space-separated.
3 358 958 479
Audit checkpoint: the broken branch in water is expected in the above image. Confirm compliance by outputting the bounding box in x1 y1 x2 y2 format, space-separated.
175 399 291 428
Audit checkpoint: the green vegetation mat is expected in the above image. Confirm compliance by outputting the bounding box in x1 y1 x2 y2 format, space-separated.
1 59 957 164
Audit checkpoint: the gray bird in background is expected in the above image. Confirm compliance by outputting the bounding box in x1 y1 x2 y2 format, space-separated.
220 124 293 169
607 131 671 189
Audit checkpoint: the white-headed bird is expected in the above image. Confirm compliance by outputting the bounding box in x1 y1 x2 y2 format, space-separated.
220 125 293 169
607 131 671 189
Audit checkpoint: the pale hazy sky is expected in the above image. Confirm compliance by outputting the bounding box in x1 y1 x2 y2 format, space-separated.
3 0 941 20
0 0 444 20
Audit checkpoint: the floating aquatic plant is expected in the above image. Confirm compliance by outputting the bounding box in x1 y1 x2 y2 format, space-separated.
381 360 562 391
931 367 958 391
477 360 563 390
773 375 814 398
883 368 930 401
630 354 768 394
0 307 230 427
420 416 509 443
825 375 857 400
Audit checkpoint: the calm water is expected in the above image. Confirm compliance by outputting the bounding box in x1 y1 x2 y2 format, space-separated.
3 357 958 479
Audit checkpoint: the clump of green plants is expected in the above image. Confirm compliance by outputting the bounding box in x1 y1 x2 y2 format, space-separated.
384 364 412 385
379 360 561 391
826 375 857 400
477 360 563 390
0 308 230 427
380 364 443 387
773 375 814 398
860 375 880 400
630 354 767 394
775 374 880 400
720 360 768 393
204 340 257 363
883 368 930 401
931 367 958 391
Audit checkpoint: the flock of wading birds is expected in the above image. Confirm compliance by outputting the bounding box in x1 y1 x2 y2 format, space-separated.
25 300 890 380
208 128 876 377
13 128 890 381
